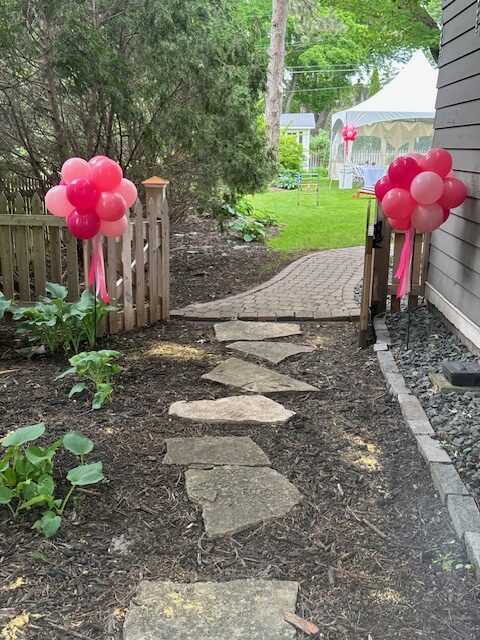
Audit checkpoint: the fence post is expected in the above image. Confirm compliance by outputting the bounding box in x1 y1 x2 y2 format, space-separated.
142 176 170 321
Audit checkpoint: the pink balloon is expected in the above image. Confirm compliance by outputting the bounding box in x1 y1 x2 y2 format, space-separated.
408 152 424 163
95 191 126 222
45 185 75 218
90 158 123 192
100 215 128 238
381 188 416 220
61 158 91 184
411 203 444 233
59 178 67 186
438 177 468 209
446 169 455 178
420 148 453 177
389 216 411 231
117 178 138 207
67 210 101 240
410 171 444 205
442 208 451 223
388 156 421 189
66 178 99 209
88 155 110 166
375 175 394 201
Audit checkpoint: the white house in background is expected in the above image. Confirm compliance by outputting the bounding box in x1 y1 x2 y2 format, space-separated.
280 113 315 169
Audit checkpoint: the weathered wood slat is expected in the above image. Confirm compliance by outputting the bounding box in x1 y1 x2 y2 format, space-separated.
0 193 14 298
429 243 480 295
434 124 480 149
49 227 63 284
106 237 119 333
371 204 391 314
121 217 134 330
159 194 170 320
431 227 480 275
428 262 480 326
443 0 476 24
435 102 480 129
441 1 477 46
133 201 146 327
440 209 480 242
64 233 80 300
31 194 47 297
437 49 480 87
438 21 480 66
14 193 31 301
147 197 160 322
359 200 373 347
0 215 66 226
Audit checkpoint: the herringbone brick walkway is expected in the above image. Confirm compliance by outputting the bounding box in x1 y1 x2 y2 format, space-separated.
172 246 364 321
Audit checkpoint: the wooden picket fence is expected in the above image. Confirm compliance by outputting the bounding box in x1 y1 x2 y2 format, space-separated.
359 201 430 346
0 176 170 333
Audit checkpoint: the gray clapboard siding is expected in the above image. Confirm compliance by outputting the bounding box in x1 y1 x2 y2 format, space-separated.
429 0 480 335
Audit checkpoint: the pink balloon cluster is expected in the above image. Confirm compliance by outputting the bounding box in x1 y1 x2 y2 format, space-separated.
342 124 358 142
374 148 467 233
45 157 138 240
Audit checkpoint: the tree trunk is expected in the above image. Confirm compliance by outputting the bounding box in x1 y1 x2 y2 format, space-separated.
265 0 289 160
284 73 297 113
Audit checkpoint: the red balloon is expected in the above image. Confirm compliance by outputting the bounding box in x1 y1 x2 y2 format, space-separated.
420 148 453 177
388 156 421 189
438 177 468 209
90 157 123 192
67 210 101 240
66 178 99 209
374 175 394 201
381 188 416 219
95 191 126 222
442 208 451 223
59 178 67 186
389 216 411 231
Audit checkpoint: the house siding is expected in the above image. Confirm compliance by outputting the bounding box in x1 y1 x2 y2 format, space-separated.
428 0 480 344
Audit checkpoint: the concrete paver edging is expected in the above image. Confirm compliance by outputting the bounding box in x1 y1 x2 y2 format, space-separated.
373 315 480 580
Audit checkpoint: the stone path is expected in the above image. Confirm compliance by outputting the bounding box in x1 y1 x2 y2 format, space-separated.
172 246 364 321
125 322 316 637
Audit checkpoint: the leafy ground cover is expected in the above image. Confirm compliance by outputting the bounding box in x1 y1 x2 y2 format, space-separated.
248 179 370 253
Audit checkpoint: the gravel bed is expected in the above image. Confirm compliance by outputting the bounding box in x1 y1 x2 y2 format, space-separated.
386 304 480 501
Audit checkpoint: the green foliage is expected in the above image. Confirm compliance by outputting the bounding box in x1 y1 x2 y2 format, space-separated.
272 170 301 190
0 0 272 214
279 132 304 171
0 423 104 537
310 130 330 165
0 292 12 320
57 350 122 410
229 218 266 243
368 65 381 97
12 284 118 354
213 197 276 242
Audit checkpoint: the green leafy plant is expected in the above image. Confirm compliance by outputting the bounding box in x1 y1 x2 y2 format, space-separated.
272 170 301 190
57 350 122 409
229 218 267 243
432 552 472 572
250 208 278 227
0 292 12 319
212 198 255 230
0 423 104 537
12 284 118 354
279 131 304 171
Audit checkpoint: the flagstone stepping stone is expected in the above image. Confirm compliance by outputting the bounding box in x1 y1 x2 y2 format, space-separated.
228 340 314 364
202 358 318 394
163 436 270 467
185 465 303 538
214 320 301 342
123 578 299 640
168 395 295 425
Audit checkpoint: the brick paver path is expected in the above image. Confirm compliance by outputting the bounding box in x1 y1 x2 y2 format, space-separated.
172 246 364 321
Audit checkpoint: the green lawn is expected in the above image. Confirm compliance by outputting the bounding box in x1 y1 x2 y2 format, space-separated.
248 179 370 253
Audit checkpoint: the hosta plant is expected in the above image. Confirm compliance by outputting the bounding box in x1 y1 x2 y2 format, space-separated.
0 292 12 319
12 283 118 354
229 218 267 243
57 350 122 409
0 423 104 538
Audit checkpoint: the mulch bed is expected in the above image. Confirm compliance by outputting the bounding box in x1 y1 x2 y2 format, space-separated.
170 215 295 308
1 319 479 639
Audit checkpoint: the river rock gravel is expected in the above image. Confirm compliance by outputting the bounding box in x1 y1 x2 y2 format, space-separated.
386 304 480 500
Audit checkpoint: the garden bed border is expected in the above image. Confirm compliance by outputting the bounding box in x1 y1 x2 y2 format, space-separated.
373 315 480 579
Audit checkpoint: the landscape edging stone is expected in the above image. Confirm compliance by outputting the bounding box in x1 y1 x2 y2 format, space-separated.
373 313 480 577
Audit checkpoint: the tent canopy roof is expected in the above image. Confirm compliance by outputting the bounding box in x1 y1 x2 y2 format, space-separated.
331 50 438 130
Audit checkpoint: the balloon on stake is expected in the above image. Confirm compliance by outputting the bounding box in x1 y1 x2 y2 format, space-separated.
373 147 467 298
44 156 136 303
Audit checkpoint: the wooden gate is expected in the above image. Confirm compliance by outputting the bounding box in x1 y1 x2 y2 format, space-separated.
0 176 170 334
359 201 430 346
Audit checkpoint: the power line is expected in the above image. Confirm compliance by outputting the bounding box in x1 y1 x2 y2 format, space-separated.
284 85 357 93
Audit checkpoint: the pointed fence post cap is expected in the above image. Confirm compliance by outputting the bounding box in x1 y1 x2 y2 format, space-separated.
142 176 170 187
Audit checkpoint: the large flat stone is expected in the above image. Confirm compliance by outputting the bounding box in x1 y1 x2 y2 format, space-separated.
123 579 299 640
163 436 270 467
185 465 303 538
214 320 301 342
169 395 295 425
202 358 318 394
228 341 314 364
429 372 480 395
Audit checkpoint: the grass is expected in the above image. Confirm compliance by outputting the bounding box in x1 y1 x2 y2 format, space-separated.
248 178 370 253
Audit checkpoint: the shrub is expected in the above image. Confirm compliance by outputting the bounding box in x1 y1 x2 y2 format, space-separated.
0 423 104 537
272 170 301 190
310 130 330 165
279 131 304 171
228 218 266 243
12 284 118 354
0 292 12 320
57 350 122 410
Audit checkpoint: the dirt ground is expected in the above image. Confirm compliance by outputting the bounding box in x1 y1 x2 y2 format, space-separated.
1 318 479 640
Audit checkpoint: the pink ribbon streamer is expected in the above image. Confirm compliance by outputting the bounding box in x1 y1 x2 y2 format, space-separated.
88 234 110 303
394 226 414 299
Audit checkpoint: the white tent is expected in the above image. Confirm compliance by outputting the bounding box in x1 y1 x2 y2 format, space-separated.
329 50 438 181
